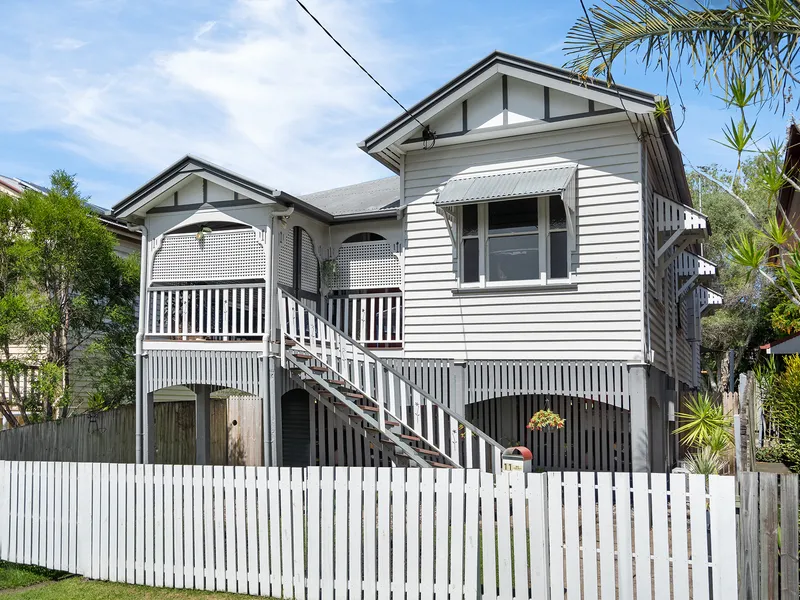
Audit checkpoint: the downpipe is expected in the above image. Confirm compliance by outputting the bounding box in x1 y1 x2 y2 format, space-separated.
263 205 294 466
130 224 148 464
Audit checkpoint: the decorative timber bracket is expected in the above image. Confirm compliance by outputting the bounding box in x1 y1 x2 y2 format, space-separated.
654 193 709 278
698 286 723 313
676 250 717 298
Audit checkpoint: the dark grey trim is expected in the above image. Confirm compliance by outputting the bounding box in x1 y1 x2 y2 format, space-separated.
544 87 550 120
147 198 259 214
401 108 623 145
502 75 508 126
451 282 577 296
330 210 399 223
202 179 207 204
112 154 335 224
360 50 657 152
461 100 468 132
173 191 178 206
588 99 595 113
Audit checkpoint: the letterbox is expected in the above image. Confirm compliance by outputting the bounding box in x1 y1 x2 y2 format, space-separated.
501 446 533 473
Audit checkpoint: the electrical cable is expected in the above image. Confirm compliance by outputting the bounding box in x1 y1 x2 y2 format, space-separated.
578 0 645 141
293 0 436 148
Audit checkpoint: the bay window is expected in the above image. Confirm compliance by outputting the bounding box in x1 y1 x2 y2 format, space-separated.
459 195 570 287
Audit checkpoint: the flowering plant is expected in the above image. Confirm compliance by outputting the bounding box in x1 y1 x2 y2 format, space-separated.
526 409 565 431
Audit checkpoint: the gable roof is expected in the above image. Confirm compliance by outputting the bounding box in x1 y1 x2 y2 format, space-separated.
299 176 400 218
112 155 400 224
112 154 334 222
359 51 660 169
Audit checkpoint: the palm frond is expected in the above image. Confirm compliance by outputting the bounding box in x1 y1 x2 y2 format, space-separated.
564 1 800 109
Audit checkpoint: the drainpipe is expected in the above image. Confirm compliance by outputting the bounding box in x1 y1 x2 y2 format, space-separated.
263 204 294 466
129 224 149 464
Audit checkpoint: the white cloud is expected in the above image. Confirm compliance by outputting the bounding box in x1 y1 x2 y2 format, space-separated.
1 0 407 195
53 37 87 51
193 21 216 41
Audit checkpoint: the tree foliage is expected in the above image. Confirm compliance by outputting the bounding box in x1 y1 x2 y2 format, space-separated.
566 1 800 313
0 171 138 426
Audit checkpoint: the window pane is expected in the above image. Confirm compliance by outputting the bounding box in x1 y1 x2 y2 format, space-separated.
488 199 538 235
549 196 567 230
549 231 568 279
463 238 479 283
462 204 478 237
488 234 539 281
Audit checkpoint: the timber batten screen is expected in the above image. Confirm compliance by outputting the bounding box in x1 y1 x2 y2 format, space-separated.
151 229 266 282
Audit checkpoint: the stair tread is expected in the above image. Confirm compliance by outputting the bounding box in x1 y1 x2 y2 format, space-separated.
293 352 314 360
333 401 377 412
309 366 328 373
344 392 364 399
416 448 439 456
326 379 346 386
399 434 421 442
384 421 400 428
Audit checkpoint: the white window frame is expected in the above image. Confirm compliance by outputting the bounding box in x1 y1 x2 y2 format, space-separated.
457 195 571 289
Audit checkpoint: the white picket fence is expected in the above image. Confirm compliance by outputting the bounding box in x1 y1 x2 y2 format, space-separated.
0 461 737 600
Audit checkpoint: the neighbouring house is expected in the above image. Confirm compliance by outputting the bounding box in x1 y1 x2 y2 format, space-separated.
0 175 141 429
112 51 719 473
761 123 800 357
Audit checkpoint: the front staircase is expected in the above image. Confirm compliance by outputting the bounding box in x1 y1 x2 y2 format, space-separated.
278 290 504 471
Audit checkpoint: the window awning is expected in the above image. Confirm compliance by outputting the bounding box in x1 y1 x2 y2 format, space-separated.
434 164 578 208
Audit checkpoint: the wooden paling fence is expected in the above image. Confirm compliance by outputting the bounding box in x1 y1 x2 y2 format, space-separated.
738 472 799 600
0 462 739 600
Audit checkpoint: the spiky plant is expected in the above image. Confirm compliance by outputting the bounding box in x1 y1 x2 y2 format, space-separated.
675 393 733 449
564 2 800 311
685 446 726 475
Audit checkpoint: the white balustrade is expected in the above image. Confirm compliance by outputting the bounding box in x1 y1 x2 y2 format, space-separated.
326 292 403 346
146 283 266 341
280 289 504 472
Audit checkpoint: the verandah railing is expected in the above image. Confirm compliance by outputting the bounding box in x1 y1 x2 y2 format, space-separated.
326 291 403 346
146 283 266 341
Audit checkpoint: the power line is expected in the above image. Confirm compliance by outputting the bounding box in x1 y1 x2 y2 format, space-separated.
293 0 435 146
577 0 644 141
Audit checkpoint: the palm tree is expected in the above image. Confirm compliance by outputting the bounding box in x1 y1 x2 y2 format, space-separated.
565 0 800 105
565 1 800 310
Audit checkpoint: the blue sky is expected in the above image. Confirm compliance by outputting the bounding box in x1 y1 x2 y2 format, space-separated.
0 0 792 208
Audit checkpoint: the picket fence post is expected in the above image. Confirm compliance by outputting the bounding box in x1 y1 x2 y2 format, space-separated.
75 462 92 577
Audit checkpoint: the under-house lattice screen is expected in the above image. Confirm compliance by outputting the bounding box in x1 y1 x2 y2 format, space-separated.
152 229 265 282
332 240 401 290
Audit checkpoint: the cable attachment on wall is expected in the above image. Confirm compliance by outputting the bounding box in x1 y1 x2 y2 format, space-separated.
422 125 437 150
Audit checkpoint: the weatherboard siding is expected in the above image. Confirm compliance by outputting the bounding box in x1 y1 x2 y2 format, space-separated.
402 121 644 360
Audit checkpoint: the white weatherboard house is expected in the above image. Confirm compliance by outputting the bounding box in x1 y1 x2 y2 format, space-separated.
112 52 718 473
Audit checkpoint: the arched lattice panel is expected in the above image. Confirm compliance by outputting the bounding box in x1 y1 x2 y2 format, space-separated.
300 229 319 294
332 240 401 290
277 227 294 288
152 229 265 282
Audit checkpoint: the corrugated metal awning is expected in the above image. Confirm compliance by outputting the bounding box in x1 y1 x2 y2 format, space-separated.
434 164 577 207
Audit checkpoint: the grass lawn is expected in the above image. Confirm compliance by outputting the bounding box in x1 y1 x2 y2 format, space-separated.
0 562 276 598
0 561 65 591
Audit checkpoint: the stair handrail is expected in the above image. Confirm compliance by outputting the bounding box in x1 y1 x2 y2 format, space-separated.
277 288 504 453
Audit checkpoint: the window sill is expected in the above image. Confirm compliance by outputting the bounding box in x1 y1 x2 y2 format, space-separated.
452 282 578 296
